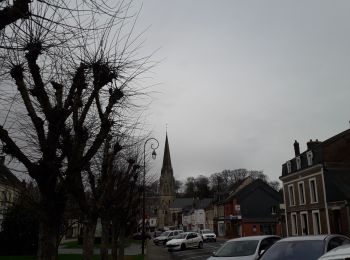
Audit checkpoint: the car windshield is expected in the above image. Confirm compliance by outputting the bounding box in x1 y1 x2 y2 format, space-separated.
259 240 325 260
214 240 259 257
175 233 187 239
202 230 212 234
160 231 171 237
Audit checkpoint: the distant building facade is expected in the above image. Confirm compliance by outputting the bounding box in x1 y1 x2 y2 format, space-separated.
214 178 282 238
0 156 22 229
280 129 350 237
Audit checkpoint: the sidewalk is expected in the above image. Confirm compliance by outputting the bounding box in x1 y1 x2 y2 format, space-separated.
146 241 170 260
58 242 142 255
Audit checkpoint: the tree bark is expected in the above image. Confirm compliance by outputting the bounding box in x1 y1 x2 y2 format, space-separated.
111 222 120 260
82 217 97 260
37 218 59 260
100 217 110 260
118 225 125 260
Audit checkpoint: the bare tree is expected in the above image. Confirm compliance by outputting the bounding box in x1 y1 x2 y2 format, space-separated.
0 1 151 259
0 0 31 30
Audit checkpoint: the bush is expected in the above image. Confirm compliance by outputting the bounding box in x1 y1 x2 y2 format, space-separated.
0 199 39 255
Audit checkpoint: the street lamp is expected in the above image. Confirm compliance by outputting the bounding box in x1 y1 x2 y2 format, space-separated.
142 137 159 255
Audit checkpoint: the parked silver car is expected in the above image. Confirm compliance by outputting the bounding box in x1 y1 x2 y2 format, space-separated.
258 235 350 260
318 244 350 260
153 230 183 245
207 235 280 260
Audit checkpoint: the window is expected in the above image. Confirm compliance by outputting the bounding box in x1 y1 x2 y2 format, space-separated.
291 213 298 235
287 161 292 173
300 212 309 235
271 205 277 215
327 237 346 252
298 182 306 205
288 184 296 206
296 157 301 170
312 210 321 235
307 151 313 166
309 178 318 203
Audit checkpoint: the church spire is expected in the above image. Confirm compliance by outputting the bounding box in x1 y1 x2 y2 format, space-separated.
161 132 173 173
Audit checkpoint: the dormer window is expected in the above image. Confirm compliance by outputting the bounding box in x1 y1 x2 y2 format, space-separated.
296 156 301 170
271 205 277 215
287 161 292 173
307 151 313 166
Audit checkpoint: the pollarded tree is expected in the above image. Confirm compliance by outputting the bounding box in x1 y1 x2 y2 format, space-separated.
0 1 151 259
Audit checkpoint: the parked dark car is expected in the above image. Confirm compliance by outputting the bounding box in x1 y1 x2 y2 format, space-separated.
132 231 151 240
258 235 350 260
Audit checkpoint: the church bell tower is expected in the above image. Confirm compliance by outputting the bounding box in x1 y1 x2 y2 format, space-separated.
158 132 175 227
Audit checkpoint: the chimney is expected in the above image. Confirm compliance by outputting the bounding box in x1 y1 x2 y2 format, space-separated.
294 140 300 156
307 139 321 150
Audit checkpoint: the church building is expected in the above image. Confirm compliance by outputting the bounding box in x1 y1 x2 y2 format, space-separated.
158 133 176 227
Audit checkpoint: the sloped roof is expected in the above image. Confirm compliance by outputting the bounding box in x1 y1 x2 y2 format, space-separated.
161 133 173 172
219 177 254 204
170 198 194 209
0 160 22 188
194 198 212 210
234 179 282 202
324 168 350 202
170 197 213 210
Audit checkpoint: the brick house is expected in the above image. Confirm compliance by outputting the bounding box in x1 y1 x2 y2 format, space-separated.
280 129 350 237
214 178 282 238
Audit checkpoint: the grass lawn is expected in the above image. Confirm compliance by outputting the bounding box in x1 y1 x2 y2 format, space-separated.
0 255 144 260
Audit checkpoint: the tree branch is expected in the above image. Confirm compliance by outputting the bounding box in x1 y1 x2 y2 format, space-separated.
0 0 31 30
10 65 46 150
0 126 33 172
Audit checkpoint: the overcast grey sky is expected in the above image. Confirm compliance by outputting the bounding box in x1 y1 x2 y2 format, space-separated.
134 0 350 183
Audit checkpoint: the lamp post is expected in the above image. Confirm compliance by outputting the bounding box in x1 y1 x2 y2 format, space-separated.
142 137 159 255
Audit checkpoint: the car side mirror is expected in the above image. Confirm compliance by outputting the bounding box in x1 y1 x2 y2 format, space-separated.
212 251 216 256
259 249 265 255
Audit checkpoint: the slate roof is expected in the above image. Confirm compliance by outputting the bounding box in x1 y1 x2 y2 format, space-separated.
0 158 21 188
170 198 194 209
170 197 213 210
324 168 350 202
194 198 212 210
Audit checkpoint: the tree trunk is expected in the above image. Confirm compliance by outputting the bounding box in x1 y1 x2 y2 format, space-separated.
36 188 65 260
82 217 97 260
118 225 125 260
37 219 59 260
100 217 110 260
111 222 120 260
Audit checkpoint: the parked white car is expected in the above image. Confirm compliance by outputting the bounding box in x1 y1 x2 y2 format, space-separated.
207 235 280 260
318 244 350 260
166 232 203 251
153 230 183 245
200 229 217 242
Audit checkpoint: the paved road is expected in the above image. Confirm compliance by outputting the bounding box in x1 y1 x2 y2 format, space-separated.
168 241 225 260
149 241 224 260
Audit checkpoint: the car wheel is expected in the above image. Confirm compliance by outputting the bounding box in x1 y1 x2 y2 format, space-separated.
198 241 203 249
213 238 216 242
181 243 186 251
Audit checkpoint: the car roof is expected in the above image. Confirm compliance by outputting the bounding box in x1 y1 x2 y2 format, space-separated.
227 235 280 242
319 244 350 259
276 235 339 242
